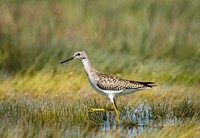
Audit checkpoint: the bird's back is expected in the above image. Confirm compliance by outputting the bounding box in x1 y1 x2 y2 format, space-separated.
94 72 157 91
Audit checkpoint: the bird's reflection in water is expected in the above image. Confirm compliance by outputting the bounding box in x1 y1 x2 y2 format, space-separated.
96 111 148 136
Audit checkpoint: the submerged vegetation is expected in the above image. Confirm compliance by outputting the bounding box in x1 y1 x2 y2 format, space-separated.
0 0 200 137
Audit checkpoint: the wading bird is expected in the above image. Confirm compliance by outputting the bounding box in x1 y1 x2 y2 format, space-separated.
60 50 157 122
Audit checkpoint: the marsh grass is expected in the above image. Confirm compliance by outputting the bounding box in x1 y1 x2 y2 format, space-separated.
0 95 199 137
0 0 200 137
0 0 200 74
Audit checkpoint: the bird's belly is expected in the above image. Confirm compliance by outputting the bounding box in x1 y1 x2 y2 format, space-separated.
116 89 139 96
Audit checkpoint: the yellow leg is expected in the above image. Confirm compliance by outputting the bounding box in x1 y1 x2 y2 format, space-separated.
112 98 120 122
84 106 105 112
89 108 105 112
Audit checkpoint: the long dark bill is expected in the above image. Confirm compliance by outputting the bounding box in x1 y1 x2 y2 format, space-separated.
60 57 74 64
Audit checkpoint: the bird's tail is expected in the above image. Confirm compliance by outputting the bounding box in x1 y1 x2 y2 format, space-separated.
138 81 158 88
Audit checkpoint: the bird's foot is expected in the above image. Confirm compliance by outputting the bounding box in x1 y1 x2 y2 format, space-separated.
84 106 106 112
89 108 105 112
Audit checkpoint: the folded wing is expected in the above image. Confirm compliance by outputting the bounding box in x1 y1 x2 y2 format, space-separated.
96 73 157 91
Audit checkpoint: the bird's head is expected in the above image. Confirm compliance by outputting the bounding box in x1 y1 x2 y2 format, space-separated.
60 50 88 64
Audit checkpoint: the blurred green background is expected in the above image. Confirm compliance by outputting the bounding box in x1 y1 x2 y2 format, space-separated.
1 0 199 77
0 0 200 137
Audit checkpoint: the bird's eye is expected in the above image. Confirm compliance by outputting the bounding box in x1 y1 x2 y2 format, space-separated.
76 53 80 56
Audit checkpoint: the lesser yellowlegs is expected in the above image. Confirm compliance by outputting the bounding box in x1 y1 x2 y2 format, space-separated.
60 50 157 122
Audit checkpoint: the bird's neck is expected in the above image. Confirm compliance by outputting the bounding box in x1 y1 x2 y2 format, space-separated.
81 58 97 78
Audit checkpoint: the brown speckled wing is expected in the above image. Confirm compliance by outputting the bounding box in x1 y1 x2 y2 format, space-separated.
96 73 156 91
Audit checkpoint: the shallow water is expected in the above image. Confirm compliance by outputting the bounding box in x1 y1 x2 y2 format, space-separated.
66 105 177 137
98 111 161 136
